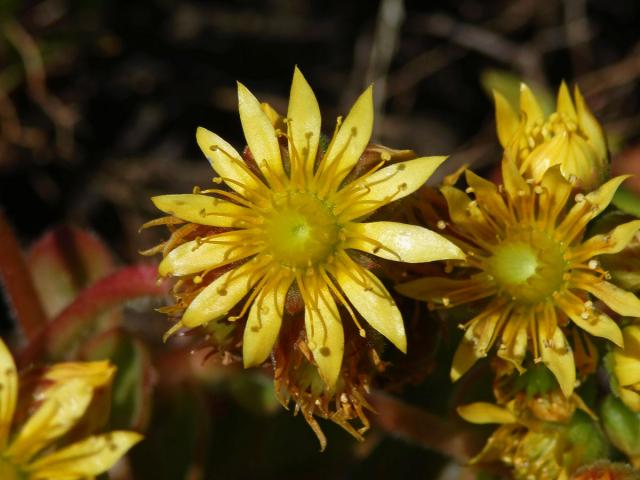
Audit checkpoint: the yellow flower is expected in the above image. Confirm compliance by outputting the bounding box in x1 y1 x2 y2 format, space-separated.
397 159 640 396
494 82 608 190
0 338 142 480
458 390 603 480
149 67 464 390
612 324 640 411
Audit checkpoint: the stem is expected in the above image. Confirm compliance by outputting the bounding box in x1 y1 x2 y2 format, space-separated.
0 211 48 339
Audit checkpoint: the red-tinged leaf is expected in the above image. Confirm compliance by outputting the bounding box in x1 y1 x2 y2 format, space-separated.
19 264 168 365
27 226 115 318
80 328 154 431
0 211 48 339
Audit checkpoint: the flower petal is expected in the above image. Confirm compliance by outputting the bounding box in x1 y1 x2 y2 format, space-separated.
288 67 321 175
151 194 254 228
0 339 17 449
237 82 285 183
571 220 640 261
556 81 577 121
340 156 449 219
320 86 373 186
465 170 510 221
44 361 115 390
493 90 519 147
345 221 464 263
620 388 640 412
457 402 517 424
182 259 267 328
158 233 257 276
555 289 623 346
580 279 640 318
451 338 482 382
501 157 529 197
519 83 544 127
196 127 265 197
614 351 640 386
540 326 575 397
304 282 344 390
575 85 607 161
8 379 93 463
27 431 143 479
585 175 630 219
243 274 293 367
334 259 406 353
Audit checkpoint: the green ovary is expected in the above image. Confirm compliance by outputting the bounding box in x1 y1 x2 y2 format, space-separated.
264 192 340 268
487 231 567 304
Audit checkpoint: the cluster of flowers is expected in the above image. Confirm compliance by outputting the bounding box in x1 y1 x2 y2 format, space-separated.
146 68 640 477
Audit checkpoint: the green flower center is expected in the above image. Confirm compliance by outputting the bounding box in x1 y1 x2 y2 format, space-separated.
264 192 340 268
0 456 25 480
487 230 567 304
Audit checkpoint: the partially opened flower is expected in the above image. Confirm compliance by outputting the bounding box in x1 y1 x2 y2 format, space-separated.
611 324 640 411
397 160 640 396
458 389 605 480
148 67 463 392
494 82 608 190
0 338 142 480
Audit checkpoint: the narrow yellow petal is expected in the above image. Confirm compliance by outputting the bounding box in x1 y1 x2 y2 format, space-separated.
540 326 576 397
573 220 640 260
237 82 285 182
493 89 519 147
27 431 143 479
501 157 529 197
584 175 630 219
540 165 572 219
44 361 115 390
340 156 449 219
288 67 321 171
581 280 640 317
321 86 373 186
345 221 464 263
457 402 516 424
574 85 607 161
620 388 640 412
451 338 481 382
519 83 544 127
195 127 264 197
151 194 254 227
555 290 623 346
0 339 17 449
158 233 256 276
243 275 293 367
556 81 577 121
182 260 266 328
8 379 93 463
497 313 527 371
334 260 406 353
465 170 510 220
304 283 344 390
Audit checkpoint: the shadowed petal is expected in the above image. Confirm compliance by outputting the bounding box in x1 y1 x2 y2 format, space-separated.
580 279 640 318
0 339 17 449
575 86 607 160
519 83 544 127
457 402 516 424
540 325 575 397
8 380 93 463
571 220 640 261
28 431 143 479
151 194 254 227
345 222 464 263
243 274 293 367
304 282 344 390
493 90 519 147
334 258 406 353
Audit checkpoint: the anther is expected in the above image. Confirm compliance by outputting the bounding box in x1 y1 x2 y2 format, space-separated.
437 220 447 230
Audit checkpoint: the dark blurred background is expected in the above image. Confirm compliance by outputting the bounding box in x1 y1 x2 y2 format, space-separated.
1 1 640 478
